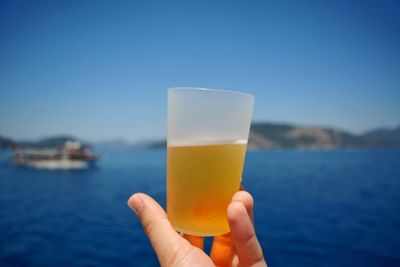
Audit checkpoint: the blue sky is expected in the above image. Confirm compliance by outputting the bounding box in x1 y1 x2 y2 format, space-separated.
1 0 399 142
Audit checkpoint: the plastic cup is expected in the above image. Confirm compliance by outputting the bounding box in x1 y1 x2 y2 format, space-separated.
167 87 254 236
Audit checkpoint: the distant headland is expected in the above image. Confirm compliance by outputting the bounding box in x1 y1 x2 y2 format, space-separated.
138 122 400 149
247 122 400 149
1 122 400 151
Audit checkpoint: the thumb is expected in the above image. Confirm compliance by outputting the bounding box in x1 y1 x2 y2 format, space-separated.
128 193 186 266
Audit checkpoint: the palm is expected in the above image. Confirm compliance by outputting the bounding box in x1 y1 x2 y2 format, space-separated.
168 239 215 267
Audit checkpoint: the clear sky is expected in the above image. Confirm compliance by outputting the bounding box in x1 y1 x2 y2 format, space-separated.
1 0 399 142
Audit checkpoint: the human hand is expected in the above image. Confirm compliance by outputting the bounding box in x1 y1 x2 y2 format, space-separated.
128 190 267 267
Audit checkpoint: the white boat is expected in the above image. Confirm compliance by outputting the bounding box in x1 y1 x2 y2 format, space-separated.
13 141 98 170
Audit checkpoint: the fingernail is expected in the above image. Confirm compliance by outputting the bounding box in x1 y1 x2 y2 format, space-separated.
128 194 144 215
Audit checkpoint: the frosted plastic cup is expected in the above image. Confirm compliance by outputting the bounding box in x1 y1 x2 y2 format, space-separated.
167 87 254 236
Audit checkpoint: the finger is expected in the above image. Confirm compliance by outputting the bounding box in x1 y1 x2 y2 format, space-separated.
232 190 254 225
183 234 204 250
210 233 234 267
227 201 266 267
128 193 187 266
210 190 254 267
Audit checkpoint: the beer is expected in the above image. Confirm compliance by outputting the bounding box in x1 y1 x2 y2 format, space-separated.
167 141 247 236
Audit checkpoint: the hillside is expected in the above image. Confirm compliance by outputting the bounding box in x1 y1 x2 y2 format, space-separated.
248 122 365 149
17 135 83 148
0 135 14 150
140 123 400 149
1 122 399 151
362 126 400 148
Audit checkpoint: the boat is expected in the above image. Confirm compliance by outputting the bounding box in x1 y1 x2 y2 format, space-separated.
13 140 98 170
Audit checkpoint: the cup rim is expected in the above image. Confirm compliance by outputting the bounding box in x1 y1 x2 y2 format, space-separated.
169 87 254 98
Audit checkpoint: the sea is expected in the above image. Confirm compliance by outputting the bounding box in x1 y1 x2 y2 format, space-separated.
0 149 399 267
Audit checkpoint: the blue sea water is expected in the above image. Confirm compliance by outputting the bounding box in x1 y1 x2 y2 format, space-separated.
0 149 400 267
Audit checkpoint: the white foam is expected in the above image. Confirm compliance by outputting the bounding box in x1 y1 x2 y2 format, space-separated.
167 139 247 147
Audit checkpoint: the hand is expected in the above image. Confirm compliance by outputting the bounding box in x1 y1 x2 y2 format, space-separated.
128 190 267 267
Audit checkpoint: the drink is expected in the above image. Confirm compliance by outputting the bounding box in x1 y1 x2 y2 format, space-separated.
167 87 254 236
167 141 247 236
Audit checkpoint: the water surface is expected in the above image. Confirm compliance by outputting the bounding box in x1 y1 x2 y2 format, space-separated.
0 150 399 266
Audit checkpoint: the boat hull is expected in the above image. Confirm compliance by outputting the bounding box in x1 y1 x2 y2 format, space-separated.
16 159 94 170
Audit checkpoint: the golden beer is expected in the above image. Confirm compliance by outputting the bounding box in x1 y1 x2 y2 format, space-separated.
167 142 247 236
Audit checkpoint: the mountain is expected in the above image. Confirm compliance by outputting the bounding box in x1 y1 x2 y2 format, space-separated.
138 122 400 150
17 135 90 148
141 140 167 149
362 126 400 148
92 139 167 150
1 123 399 151
91 139 132 151
248 122 365 149
0 135 14 150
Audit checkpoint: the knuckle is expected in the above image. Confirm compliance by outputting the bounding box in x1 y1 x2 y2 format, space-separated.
142 219 155 237
243 233 257 246
240 235 265 265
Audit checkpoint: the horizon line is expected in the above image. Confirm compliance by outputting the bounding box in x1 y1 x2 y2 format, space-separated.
2 120 399 143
